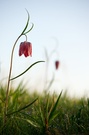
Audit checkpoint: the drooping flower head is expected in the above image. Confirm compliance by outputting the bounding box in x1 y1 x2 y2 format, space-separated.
19 41 32 57
55 60 60 70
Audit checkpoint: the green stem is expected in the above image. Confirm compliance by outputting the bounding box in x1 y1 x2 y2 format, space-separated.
4 34 22 124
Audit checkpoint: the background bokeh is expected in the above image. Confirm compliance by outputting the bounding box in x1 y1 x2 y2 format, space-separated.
0 0 89 97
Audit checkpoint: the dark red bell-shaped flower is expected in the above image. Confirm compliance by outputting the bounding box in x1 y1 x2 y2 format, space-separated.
55 60 60 70
19 41 32 57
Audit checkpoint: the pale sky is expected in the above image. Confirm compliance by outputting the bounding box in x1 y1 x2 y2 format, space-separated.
0 0 89 97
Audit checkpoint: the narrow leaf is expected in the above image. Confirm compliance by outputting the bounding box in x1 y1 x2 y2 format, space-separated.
24 23 34 34
10 61 45 81
6 98 38 116
15 116 40 128
49 111 60 124
48 91 62 123
39 101 45 126
45 94 50 119
26 119 40 127
21 9 30 35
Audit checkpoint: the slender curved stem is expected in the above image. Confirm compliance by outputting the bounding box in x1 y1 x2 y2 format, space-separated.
24 34 27 42
3 10 33 125
4 34 22 123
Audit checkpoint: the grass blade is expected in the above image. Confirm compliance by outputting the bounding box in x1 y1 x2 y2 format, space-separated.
26 119 40 127
38 101 45 127
48 91 62 123
7 98 38 116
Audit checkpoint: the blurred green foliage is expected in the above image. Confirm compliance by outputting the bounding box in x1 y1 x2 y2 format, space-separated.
0 83 89 135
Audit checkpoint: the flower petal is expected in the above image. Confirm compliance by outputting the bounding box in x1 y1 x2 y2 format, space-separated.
19 41 32 57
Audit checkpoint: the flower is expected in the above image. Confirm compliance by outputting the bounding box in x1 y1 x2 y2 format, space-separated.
19 41 32 57
55 60 60 70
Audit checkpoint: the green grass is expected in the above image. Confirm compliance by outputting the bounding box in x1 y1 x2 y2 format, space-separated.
0 82 89 135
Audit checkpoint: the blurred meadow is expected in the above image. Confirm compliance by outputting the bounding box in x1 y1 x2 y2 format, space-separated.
0 83 89 134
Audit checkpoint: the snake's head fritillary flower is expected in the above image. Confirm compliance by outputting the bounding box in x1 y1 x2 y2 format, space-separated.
55 60 60 70
19 41 32 57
